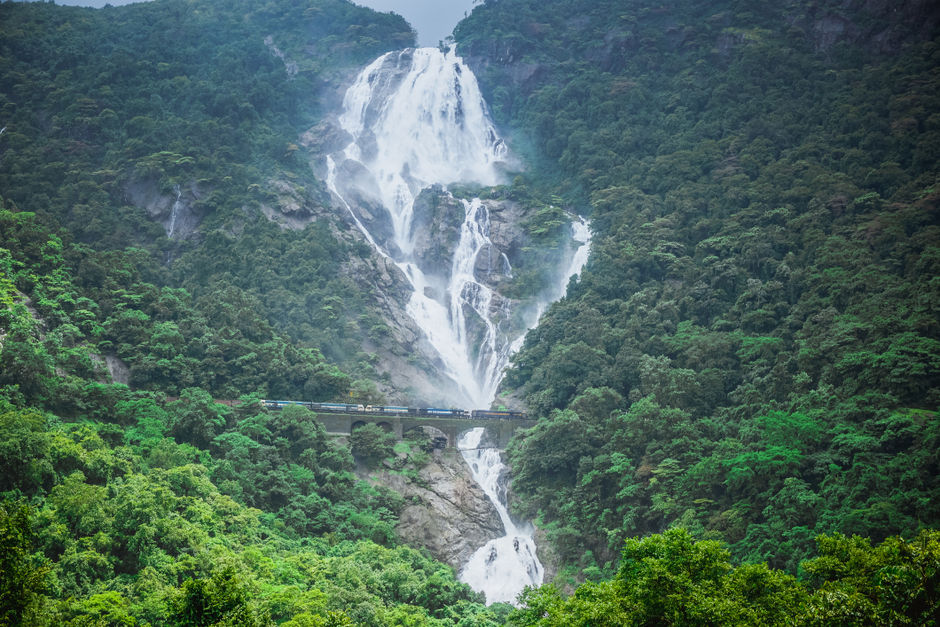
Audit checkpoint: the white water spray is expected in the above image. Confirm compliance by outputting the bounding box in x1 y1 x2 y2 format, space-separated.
458 428 542 604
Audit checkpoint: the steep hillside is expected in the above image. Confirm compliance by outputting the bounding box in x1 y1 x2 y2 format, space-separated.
0 0 417 393
4 0 940 619
0 203 513 624
455 0 940 577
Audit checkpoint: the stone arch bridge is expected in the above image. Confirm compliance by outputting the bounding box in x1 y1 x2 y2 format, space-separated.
314 412 536 449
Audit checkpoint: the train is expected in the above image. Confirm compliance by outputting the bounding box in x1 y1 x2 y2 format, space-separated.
259 399 527 420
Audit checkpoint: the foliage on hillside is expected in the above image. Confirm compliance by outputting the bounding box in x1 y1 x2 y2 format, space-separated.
0 204 505 624
456 0 940 578
0 0 414 378
0 207 349 403
506 528 940 626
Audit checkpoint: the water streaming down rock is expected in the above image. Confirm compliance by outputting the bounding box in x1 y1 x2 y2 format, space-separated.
326 47 523 407
167 184 183 238
457 428 542 604
509 215 592 355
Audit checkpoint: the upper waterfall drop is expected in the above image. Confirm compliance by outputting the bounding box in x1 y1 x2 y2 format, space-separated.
336 47 508 255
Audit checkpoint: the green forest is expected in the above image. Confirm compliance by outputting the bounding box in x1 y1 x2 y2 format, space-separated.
455 0 940 618
2 0 940 623
0 0 413 386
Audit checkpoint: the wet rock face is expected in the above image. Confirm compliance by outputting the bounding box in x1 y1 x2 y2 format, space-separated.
104 354 130 385
475 197 528 288
331 158 400 252
124 178 207 240
410 186 464 280
409 186 528 292
362 448 505 569
299 120 354 157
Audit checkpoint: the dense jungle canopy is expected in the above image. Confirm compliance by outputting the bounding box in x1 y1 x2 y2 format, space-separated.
1 0 938 623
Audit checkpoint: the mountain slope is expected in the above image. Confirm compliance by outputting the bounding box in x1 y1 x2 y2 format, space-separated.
0 0 416 392
455 0 940 575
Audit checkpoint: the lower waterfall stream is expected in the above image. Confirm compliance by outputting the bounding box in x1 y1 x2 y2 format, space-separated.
457 428 543 604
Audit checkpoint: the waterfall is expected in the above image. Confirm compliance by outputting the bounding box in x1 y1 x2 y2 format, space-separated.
326 45 590 604
457 427 543 604
327 46 592 407
167 184 182 238
326 47 517 408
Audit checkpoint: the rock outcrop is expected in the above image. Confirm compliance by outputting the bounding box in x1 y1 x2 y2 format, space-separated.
299 119 354 158
362 448 505 570
410 186 464 283
124 178 208 241
259 178 321 230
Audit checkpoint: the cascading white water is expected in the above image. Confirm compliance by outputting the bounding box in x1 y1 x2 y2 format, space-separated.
508 215 592 355
326 45 591 605
335 47 506 256
457 428 542 604
567 217 592 285
327 47 517 407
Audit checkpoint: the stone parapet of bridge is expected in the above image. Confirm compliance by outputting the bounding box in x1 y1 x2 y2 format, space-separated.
314 412 536 449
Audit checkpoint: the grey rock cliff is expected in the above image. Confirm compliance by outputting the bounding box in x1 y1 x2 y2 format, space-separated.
362 448 505 570
124 178 207 240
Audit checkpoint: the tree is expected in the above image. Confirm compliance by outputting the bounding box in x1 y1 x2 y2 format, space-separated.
510 528 810 626
168 388 230 449
0 408 53 493
0 502 49 625
172 566 268 626
349 423 395 467
802 530 940 625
